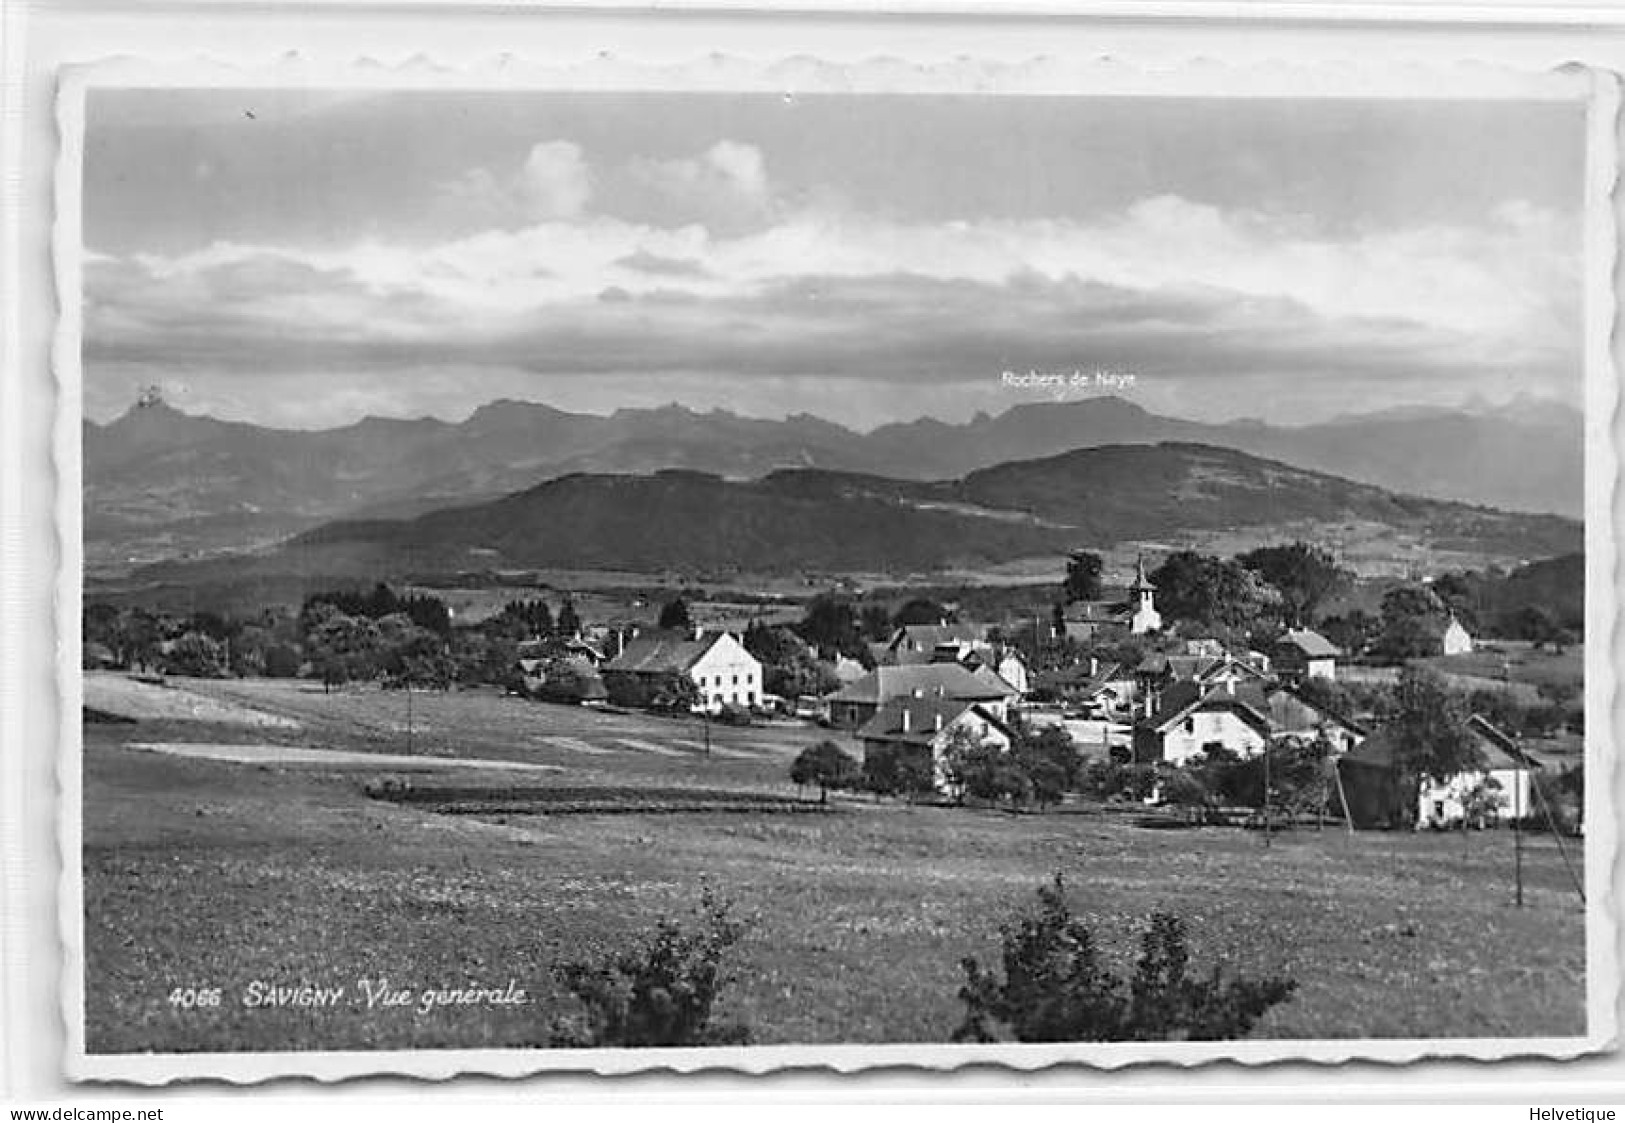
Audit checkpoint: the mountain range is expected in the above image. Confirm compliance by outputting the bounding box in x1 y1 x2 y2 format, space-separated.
83 393 1584 573
120 443 1581 603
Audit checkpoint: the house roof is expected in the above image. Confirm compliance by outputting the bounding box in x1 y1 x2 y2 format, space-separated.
1256 683 1370 737
1136 652 1265 684
602 629 725 675
1339 715 1540 774
1468 713 1542 769
1034 660 1125 692
890 622 982 650
827 661 1014 705
1140 681 1274 736
1275 628 1342 659
857 697 1011 748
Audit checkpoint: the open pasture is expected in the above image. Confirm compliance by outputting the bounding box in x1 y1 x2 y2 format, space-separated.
79 678 1589 1055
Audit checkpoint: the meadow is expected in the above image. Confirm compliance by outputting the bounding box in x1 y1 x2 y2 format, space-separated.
80 675 1589 1054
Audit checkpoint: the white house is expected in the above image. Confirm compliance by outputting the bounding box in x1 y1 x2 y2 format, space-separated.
1133 681 1271 766
1132 680 1366 766
856 696 1015 794
602 628 763 712
1440 613 1474 656
1416 714 1539 828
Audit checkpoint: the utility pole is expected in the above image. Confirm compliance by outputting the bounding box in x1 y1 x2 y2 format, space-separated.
1262 739 1272 848
405 681 414 756
1514 769 1525 908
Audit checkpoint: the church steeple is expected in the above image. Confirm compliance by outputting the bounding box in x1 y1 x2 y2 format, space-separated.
1129 554 1155 595
1128 554 1161 635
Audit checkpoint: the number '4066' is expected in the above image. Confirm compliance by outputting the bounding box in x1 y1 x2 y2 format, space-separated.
167 987 222 1009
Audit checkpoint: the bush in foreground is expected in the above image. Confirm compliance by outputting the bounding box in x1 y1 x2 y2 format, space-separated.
547 889 751 1048
790 740 859 803
953 874 1296 1043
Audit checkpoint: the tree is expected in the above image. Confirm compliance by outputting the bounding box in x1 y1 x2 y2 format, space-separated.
605 669 700 712
1236 543 1352 627
1150 552 1274 630
862 743 936 801
797 595 866 661
859 604 894 642
1461 776 1507 829
1008 719 1081 809
488 598 554 640
547 889 750 1048
306 611 382 691
1377 584 1449 660
1161 770 1215 824
658 598 694 632
531 655 600 704
1317 610 1376 657
744 623 840 699
162 631 228 678
893 597 955 627
1063 550 1105 603
1387 667 1483 825
556 598 582 638
953 875 1295 1043
790 741 859 803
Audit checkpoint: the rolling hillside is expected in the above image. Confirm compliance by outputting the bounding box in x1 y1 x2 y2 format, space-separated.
120 443 1581 597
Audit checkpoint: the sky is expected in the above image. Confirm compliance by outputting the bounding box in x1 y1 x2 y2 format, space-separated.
81 88 1588 430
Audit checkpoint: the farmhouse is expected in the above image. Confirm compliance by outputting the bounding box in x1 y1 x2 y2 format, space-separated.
1132 680 1367 765
856 696 1015 793
1417 714 1540 828
601 628 763 712
1132 681 1272 765
1335 714 1540 829
825 662 1018 730
1271 628 1341 682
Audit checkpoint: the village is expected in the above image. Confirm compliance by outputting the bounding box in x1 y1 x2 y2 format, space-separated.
82 541 1587 838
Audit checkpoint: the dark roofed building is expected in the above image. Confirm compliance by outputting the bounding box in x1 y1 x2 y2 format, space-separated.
1335 713 1540 829
825 661 1017 730
1271 628 1342 682
857 697 1016 795
887 622 988 665
601 628 763 712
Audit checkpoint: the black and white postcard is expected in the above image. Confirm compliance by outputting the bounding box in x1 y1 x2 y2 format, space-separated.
54 52 1618 1082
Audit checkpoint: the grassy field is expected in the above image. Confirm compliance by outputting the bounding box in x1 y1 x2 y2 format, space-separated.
81 676 1589 1054
1417 644 1585 693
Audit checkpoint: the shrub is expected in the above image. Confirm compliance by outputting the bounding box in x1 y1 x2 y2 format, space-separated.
162 631 228 678
790 740 859 803
1082 759 1159 802
862 742 936 801
547 889 751 1048
953 874 1296 1043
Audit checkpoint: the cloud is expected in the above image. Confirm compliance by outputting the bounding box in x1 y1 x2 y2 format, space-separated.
438 140 591 225
84 191 1580 426
628 141 773 229
613 250 712 277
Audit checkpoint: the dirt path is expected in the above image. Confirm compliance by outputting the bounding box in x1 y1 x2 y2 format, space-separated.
126 741 562 773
